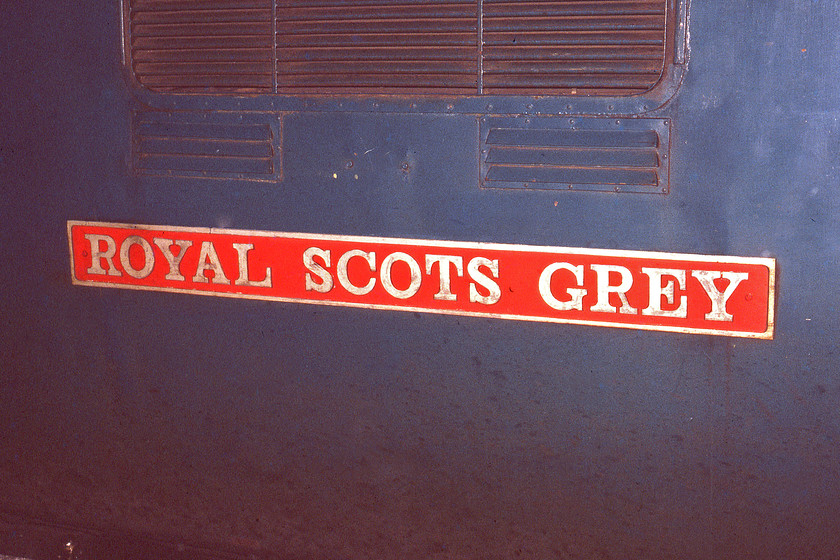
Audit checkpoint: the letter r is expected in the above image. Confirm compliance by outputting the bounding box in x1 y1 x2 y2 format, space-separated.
84 233 121 276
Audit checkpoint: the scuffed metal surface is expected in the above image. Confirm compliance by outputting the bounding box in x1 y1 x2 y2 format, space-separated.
2 0 840 558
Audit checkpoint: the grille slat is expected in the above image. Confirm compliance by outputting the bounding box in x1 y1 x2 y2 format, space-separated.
275 73 478 87
483 60 664 74
486 146 659 168
133 48 274 63
132 0 271 10
483 16 666 32
277 61 477 74
128 0 668 96
482 75 662 91
486 128 659 148
276 18 477 33
483 30 665 46
485 165 658 186
132 23 274 37
279 47 477 61
138 74 275 89
132 9 273 24
277 5 476 21
483 1 663 17
483 45 663 61
133 36 273 49
135 61 276 75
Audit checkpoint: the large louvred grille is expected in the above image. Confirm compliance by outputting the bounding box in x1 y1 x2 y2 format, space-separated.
127 0 668 96
130 0 275 93
482 1 667 96
276 1 478 95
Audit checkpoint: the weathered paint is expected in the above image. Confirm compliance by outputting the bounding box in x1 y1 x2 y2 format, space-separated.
2 0 840 559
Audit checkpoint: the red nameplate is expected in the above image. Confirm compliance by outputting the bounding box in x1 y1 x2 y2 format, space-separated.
68 221 775 338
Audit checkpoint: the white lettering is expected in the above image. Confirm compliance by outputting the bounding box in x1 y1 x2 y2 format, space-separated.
337 250 376 296
192 241 230 285
84 233 121 276
692 270 749 322
303 247 333 293
119 236 154 279
153 238 192 281
468 257 501 305
381 252 422 299
425 254 463 301
642 267 687 318
539 262 586 311
232 243 272 288
590 264 637 314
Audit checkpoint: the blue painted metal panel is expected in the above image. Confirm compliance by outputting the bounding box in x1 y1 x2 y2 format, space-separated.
0 1 839 558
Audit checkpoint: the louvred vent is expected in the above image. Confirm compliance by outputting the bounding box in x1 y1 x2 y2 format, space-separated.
482 1 667 96
276 1 479 95
127 0 668 96
129 0 275 93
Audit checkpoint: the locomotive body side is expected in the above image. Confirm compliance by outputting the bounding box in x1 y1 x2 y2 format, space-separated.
1 1 839 558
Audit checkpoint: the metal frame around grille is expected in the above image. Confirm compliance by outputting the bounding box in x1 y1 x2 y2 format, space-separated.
125 0 675 98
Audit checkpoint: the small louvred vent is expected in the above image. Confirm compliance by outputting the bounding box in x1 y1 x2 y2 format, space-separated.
129 0 275 93
127 0 669 96
480 116 670 193
133 111 282 181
